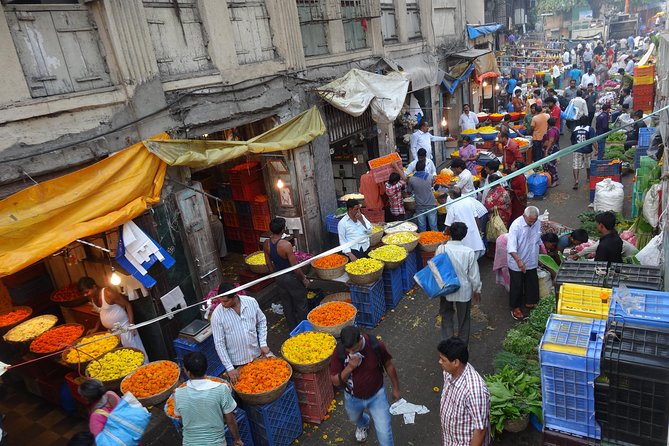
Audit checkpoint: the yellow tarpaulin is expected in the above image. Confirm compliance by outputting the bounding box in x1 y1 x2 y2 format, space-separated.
0 134 169 277
144 106 326 168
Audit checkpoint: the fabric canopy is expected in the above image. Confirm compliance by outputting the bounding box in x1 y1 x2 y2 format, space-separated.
473 52 501 82
466 24 502 39
316 69 409 124
441 63 475 95
145 107 326 168
0 135 169 277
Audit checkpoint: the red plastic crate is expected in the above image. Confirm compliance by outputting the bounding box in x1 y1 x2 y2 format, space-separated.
589 175 621 190
238 269 273 291
252 214 270 232
221 200 236 214
633 84 655 95
421 251 435 267
223 213 239 228
231 177 265 201
238 215 252 229
292 368 334 424
251 196 270 216
65 372 88 404
225 228 242 241
362 208 385 224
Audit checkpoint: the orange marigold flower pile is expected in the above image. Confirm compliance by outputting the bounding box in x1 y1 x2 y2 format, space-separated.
419 231 449 244
434 174 452 186
234 358 291 394
312 254 348 269
0 308 30 327
30 325 84 353
308 301 356 327
121 361 180 398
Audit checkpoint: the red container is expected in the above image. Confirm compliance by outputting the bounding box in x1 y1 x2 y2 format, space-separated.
238 269 273 292
252 214 270 232
589 175 621 190
292 368 334 424
223 213 239 228
251 195 270 216
633 84 655 95
221 200 236 214
362 208 385 224
370 164 395 183
225 228 242 241
65 372 88 404
238 215 252 230
421 251 435 267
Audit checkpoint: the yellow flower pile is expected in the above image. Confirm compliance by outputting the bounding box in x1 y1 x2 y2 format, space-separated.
372 225 383 233
4 315 58 343
345 258 383 275
87 348 144 381
369 245 408 263
64 333 119 363
383 232 419 245
461 128 478 135
478 125 497 134
282 332 336 365
245 252 266 265
451 151 460 157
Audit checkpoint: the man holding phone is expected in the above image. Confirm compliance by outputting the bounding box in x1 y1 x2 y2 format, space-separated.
338 199 373 261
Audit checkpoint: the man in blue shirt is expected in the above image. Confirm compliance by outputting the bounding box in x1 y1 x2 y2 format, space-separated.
506 76 517 95
567 64 582 86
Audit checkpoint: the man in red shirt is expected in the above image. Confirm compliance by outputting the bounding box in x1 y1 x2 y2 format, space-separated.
330 326 401 445
545 97 561 133
499 132 522 170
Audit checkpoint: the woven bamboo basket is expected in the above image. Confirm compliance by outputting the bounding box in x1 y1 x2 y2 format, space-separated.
3 314 58 345
321 292 351 304
384 221 418 234
419 241 444 252
504 413 530 433
380 257 405 270
121 360 181 407
382 233 419 253
308 302 357 337
281 333 335 373
369 226 384 246
233 360 293 405
311 256 348 280
0 306 33 333
29 323 85 356
62 332 120 368
244 251 269 274
85 347 146 390
347 267 384 285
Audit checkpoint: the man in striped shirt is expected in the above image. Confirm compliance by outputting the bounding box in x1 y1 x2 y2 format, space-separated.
438 337 490 446
211 282 269 384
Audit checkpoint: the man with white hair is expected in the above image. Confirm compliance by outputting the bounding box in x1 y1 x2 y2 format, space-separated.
506 206 542 320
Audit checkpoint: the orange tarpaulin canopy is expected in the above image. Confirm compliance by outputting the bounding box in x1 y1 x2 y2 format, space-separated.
0 134 169 277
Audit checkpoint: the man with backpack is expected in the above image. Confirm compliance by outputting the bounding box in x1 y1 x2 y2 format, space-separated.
330 326 401 445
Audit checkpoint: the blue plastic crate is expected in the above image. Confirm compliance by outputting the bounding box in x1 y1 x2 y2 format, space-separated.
634 146 649 169
349 277 385 328
325 214 339 234
539 314 607 439
638 127 655 148
414 248 422 272
174 335 226 377
166 404 254 446
609 288 669 328
382 267 403 309
590 160 622 178
290 320 314 337
244 382 302 446
401 251 418 293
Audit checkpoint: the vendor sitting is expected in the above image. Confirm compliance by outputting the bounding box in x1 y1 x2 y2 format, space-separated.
337 199 373 261
459 136 478 176
624 110 647 149
499 132 523 170
541 233 562 267
557 229 590 251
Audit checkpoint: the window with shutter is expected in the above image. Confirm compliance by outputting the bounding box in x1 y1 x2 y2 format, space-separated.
406 0 421 39
227 0 275 65
341 0 379 51
380 1 397 42
296 0 328 57
4 3 112 98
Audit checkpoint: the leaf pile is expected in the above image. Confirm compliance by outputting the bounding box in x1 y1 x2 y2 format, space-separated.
503 328 539 357
486 366 543 437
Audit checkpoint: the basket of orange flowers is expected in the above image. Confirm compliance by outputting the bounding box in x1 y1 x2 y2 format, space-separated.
232 357 292 405
121 360 181 407
307 301 357 336
311 254 348 280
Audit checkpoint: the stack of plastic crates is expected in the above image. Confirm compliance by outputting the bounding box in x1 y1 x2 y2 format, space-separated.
325 214 339 234
291 368 334 424
401 250 418 293
539 314 607 440
557 284 611 320
382 266 403 309
608 263 664 291
608 287 669 328
597 320 669 446
555 261 608 289
251 195 270 232
229 161 265 202
243 382 303 446
589 160 622 202
634 127 655 169
349 277 385 328
165 406 255 446
173 335 226 377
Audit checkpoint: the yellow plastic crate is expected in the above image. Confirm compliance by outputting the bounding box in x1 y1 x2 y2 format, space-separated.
634 75 655 85
557 283 611 320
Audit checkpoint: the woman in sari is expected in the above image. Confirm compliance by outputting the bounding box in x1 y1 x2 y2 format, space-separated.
459 136 478 175
606 47 614 69
483 174 512 227
508 160 527 222
542 117 560 187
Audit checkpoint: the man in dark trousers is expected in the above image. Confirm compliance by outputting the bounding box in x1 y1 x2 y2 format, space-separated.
330 326 401 445
594 211 623 264
263 217 309 330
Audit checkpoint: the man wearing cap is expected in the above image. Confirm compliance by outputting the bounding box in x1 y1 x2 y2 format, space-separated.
330 326 401 445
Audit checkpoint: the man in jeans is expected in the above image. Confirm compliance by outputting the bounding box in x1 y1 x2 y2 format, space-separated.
330 326 401 445
407 160 438 232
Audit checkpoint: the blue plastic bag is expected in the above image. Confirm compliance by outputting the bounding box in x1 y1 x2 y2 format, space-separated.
96 397 151 446
564 100 577 121
528 173 548 197
413 253 460 299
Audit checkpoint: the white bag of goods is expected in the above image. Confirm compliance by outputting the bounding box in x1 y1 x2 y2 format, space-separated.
594 178 624 213
537 268 554 299
635 233 663 266
642 184 661 228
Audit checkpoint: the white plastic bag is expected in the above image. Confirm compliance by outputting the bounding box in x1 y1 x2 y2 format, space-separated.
642 184 661 228
594 178 624 213
635 233 663 266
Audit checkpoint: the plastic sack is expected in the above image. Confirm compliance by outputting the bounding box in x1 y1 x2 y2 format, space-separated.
642 184 661 228
635 233 662 266
527 173 548 197
593 178 624 213
96 393 150 446
413 253 460 299
537 268 554 299
486 208 508 241
564 100 577 121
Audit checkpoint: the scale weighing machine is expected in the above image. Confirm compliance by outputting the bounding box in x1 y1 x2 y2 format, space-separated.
178 319 212 343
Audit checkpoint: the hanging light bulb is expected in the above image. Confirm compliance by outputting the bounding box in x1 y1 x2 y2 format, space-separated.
441 117 447 127
495 83 500 91
353 156 359 165
110 267 121 286
483 81 488 87
276 178 284 189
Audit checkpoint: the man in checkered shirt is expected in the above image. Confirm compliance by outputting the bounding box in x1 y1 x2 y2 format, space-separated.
438 337 490 445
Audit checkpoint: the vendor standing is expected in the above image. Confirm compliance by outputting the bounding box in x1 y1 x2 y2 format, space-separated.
78 277 147 356
338 199 373 261
458 104 479 132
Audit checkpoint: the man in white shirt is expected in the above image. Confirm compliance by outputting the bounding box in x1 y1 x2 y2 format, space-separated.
338 199 373 261
410 121 447 161
435 222 481 345
449 158 475 195
405 148 437 176
580 68 598 88
458 104 479 132
211 282 269 383
572 90 588 122
506 206 542 320
562 49 571 65
444 187 487 258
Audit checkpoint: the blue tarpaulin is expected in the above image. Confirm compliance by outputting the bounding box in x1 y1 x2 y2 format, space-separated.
440 63 475 94
466 24 502 39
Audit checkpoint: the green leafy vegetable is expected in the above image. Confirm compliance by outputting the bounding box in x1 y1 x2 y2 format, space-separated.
485 366 543 437
503 328 540 358
529 295 556 332
493 351 540 377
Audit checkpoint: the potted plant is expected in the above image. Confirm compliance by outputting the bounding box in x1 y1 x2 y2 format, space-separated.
486 366 542 437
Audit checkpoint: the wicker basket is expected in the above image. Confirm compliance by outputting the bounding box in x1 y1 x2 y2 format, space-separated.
0 306 33 333
419 241 443 252
403 197 416 211
85 347 146 390
380 257 406 270
121 360 181 407
369 226 384 246
308 302 357 337
503 413 530 433
281 333 334 373
347 267 384 285
53 297 88 308
29 323 85 355
244 251 269 274
62 332 120 368
3 314 58 344
311 257 348 280
384 221 418 234
233 360 293 405
321 292 351 304
382 233 419 253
